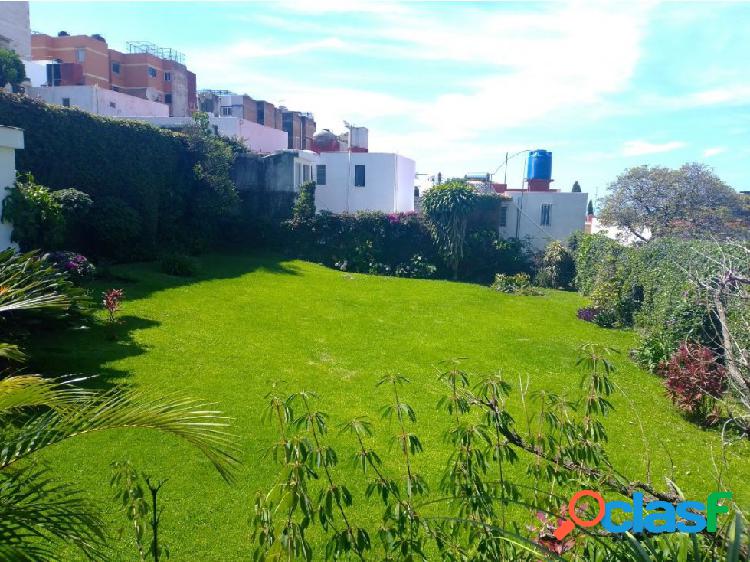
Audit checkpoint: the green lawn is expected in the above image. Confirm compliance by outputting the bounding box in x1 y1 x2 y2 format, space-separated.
31 253 750 560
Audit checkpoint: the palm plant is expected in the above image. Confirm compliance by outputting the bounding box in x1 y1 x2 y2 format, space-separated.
0 250 240 560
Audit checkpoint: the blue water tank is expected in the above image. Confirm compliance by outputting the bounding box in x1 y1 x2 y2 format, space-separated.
526 150 552 180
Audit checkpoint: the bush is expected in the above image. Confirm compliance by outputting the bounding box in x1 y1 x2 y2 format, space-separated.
2 173 65 251
160 254 199 277
291 181 316 222
491 272 532 293
0 94 239 260
659 342 727 424
535 240 575 289
44 251 96 281
394 255 437 279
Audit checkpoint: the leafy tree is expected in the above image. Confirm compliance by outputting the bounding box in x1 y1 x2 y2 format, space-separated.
587 199 594 216
572 181 581 192
0 48 26 90
598 163 746 241
0 250 239 560
422 180 478 279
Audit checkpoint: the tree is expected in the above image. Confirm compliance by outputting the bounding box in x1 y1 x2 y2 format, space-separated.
0 250 239 560
572 180 581 192
0 48 26 91
587 199 594 216
598 163 746 241
422 180 477 279
292 180 316 221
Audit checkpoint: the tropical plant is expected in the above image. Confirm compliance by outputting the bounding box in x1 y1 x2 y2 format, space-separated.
1 173 65 251
536 240 575 289
422 180 478 279
111 461 169 561
252 349 746 561
0 251 239 560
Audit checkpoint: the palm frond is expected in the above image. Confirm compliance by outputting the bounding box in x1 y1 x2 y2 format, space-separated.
0 465 105 561
0 344 26 364
0 375 92 414
0 249 81 315
1 388 240 482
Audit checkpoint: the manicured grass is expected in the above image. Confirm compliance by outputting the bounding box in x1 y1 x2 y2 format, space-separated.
31 253 750 560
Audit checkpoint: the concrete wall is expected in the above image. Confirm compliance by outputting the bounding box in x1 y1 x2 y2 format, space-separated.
216 117 287 154
315 152 415 214
0 126 23 250
26 85 170 117
0 1 31 59
499 191 588 250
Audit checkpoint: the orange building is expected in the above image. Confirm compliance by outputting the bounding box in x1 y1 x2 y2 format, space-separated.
31 33 196 117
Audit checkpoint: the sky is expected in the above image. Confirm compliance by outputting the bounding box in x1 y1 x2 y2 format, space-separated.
29 1 750 198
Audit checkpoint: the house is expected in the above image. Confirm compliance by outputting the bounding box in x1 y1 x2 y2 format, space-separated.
29 33 196 117
490 150 588 250
310 126 415 213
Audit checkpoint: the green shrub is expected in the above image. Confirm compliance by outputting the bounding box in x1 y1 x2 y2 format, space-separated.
2 173 65 251
535 240 575 289
491 272 531 293
0 94 239 260
291 181 316 222
159 254 199 277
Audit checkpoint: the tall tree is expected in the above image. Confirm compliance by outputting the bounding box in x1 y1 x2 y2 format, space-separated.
598 163 746 240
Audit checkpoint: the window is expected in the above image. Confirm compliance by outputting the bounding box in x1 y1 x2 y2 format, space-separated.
148 66 157 78
62 97 71 107
109 102 116 109
540 203 551 226
111 62 120 74
316 165 327 186
164 72 171 81
75 48 85 63
499 205 508 227
354 165 366 187
221 106 232 116
303 165 311 182
112 86 120 92
165 94 172 104
295 163 302 187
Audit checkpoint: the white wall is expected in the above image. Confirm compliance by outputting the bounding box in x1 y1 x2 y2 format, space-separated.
215 117 288 154
499 191 587 250
315 152 415 214
0 126 23 250
0 1 31 59
26 85 170 117
23 59 52 87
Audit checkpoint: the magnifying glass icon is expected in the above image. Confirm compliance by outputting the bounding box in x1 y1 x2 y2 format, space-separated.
553 490 606 540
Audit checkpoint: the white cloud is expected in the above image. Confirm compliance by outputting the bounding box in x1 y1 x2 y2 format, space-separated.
622 140 686 156
703 146 726 157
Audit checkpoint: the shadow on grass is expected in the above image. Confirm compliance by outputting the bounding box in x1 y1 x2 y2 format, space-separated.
95 252 301 303
26 252 299 389
26 315 160 390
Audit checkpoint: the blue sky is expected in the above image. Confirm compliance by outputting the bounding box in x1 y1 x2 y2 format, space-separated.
30 1 750 197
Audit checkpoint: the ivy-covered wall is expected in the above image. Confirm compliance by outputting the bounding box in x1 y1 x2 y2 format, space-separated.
0 93 231 259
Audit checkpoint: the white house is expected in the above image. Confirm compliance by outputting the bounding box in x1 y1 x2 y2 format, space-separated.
0 126 23 250
498 190 588 251
26 85 170 117
314 151 415 214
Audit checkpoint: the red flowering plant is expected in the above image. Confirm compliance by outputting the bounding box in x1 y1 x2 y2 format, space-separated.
659 342 727 424
102 288 125 326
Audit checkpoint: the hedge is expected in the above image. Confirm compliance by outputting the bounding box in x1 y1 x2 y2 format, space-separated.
0 93 235 259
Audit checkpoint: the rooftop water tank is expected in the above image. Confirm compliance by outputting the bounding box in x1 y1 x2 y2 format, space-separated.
526 150 552 181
